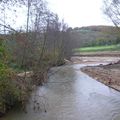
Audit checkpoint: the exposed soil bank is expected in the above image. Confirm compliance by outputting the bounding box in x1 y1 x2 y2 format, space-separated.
71 56 120 64
81 61 120 91
71 53 120 91
74 51 120 57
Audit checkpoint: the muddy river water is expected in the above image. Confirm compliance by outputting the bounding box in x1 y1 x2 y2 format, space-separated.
2 60 120 120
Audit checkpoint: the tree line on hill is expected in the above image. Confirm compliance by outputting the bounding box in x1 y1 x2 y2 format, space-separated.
67 26 120 48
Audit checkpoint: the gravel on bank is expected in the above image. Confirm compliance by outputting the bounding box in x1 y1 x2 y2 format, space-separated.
81 62 120 91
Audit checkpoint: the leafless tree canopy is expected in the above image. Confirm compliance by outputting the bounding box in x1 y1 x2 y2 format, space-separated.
0 0 73 81
0 0 74 114
103 0 120 26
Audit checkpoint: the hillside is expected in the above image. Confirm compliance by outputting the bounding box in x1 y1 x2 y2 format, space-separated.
70 25 119 48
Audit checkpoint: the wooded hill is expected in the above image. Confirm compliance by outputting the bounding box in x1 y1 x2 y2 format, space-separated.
69 25 120 48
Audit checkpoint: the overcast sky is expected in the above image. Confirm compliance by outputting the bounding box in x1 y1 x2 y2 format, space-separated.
47 0 113 27
3 0 114 29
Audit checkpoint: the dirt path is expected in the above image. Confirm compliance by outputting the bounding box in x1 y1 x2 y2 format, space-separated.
74 51 120 57
71 56 120 64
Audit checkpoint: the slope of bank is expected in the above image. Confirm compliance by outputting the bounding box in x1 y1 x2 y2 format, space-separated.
81 61 120 91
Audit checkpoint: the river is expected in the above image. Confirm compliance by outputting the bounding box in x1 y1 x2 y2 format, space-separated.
1 61 120 120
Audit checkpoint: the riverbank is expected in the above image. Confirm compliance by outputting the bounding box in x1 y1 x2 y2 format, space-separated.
74 51 120 57
81 61 120 91
71 53 120 91
2 59 120 120
0 58 67 117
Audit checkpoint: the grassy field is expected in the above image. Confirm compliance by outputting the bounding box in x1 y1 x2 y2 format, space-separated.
74 44 120 52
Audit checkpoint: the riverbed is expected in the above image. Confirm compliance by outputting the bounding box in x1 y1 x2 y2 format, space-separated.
1 60 120 120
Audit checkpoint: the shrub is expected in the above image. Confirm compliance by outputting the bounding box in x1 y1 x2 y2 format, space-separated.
0 38 20 114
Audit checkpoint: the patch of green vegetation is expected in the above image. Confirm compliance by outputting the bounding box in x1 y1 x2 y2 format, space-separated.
74 44 120 52
0 38 21 114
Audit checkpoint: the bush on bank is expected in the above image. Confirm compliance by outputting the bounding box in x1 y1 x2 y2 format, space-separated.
0 38 21 115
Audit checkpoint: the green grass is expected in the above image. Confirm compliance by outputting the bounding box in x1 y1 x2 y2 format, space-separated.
74 44 120 52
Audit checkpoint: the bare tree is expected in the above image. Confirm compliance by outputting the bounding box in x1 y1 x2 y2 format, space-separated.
103 0 120 27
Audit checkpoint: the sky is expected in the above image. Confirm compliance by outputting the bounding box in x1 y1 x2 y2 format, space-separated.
47 0 113 27
0 0 114 30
